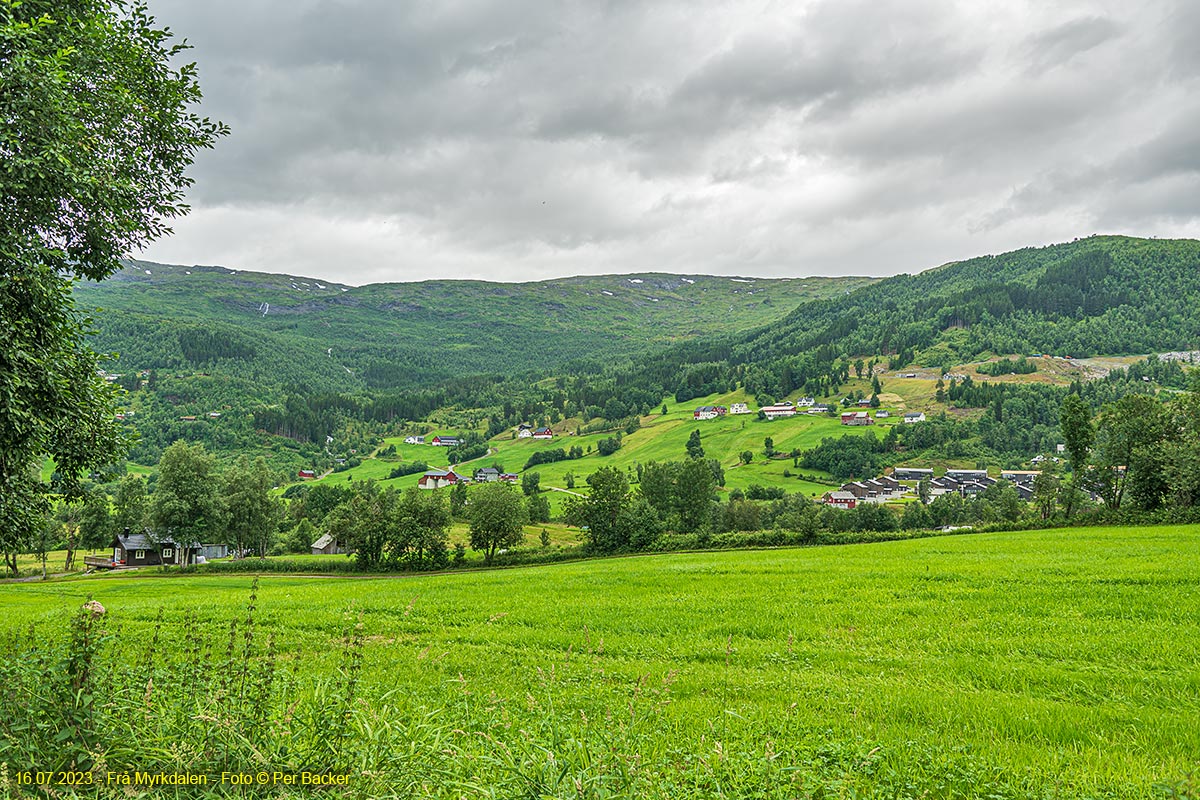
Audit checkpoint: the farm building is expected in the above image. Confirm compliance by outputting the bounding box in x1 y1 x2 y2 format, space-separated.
418 469 461 489
903 412 926 424
404 435 425 444
822 491 857 509
200 543 229 560
798 397 815 407
892 467 934 480
310 533 345 555
297 469 316 479
730 403 751 415
840 411 873 426
532 427 554 439
474 467 501 482
430 436 460 447
761 404 796 419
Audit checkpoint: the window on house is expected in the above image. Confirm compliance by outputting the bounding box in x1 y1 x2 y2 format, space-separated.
162 548 174 559
134 549 145 559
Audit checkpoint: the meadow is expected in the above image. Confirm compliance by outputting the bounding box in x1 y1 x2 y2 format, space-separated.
313 383 918 512
2 525 1197 798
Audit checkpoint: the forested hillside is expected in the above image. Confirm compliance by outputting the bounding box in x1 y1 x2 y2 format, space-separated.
596 236 1200 405
75 261 873 392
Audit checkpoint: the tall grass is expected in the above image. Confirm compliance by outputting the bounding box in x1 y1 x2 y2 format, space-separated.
1 528 1198 798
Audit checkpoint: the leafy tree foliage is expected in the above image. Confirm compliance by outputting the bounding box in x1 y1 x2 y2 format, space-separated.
78 488 114 551
150 441 221 546
112 475 149 536
469 482 527 563
223 457 282 557
0 0 223 571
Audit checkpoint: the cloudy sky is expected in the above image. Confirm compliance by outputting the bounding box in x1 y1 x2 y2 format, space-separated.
139 0 1200 285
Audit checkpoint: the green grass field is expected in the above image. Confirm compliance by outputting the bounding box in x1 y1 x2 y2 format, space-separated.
4 525 1197 797
311 385 910 507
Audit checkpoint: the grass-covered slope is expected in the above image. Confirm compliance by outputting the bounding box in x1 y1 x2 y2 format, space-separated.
73 261 875 391
4 526 1197 796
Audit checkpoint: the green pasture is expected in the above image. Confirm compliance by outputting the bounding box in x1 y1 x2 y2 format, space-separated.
287 384 935 501
3 525 1197 796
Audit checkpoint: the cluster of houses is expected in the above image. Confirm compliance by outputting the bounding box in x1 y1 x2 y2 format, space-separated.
822 467 1045 508
839 410 925 426
694 399 931 425
402 426 555 446
694 398 834 421
401 434 463 446
415 466 520 489
928 469 1041 501
822 475 909 508
517 424 554 439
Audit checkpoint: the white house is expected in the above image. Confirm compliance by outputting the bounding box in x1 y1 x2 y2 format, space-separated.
903 412 926 424
730 402 751 415
798 397 815 407
404 435 425 444
761 404 797 419
517 428 532 438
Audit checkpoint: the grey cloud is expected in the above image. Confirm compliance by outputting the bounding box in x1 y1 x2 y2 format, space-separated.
141 0 1200 283
1021 16 1122 73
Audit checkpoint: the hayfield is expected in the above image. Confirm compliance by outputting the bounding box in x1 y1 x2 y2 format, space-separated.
2 525 1197 797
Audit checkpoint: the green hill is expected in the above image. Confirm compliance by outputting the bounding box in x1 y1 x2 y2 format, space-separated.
74 261 875 392
588 236 1200 406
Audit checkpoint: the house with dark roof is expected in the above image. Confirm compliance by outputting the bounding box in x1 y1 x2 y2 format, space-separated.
474 467 501 482
946 469 989 481
102 529 199 568
892 467 934 480
532 427 554 439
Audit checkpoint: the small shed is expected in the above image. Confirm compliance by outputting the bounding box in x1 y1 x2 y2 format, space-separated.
200 543 230 560
311 533 345 555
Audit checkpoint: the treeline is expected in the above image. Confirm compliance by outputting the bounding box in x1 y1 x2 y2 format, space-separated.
11 442 283 576
977 356 1037 376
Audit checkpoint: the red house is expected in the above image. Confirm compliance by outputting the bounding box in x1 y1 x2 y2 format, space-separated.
822 491 857 509
298 469 316 479
418 469 461 489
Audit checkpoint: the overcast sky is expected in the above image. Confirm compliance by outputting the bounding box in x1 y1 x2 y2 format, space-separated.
138 0 1200 285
